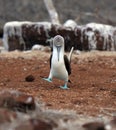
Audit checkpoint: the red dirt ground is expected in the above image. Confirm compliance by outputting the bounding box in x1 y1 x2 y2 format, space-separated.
0 50 116 117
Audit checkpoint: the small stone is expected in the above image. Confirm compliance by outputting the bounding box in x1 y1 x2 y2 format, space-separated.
31 44 44 51
83 122 105 130
30 119 53 130
43 47 51 53
25 75 35 82
14 94 36 112
105 117 116 130
74 50 81 55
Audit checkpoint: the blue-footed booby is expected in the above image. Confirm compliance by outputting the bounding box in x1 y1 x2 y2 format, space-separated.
43 35 74 89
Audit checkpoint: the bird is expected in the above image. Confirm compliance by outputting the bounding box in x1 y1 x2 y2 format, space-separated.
43 35 74 89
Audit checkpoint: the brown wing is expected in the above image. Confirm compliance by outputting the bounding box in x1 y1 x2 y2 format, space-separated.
50 54 52 69
64 55 71 75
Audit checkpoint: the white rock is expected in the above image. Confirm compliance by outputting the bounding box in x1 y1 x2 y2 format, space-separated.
64 19 77 30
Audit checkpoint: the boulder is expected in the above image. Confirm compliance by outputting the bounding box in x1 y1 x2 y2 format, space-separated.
2 21 116 51
0 90 36 112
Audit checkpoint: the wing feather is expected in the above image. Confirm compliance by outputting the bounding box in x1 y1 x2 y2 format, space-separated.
64 55 71 75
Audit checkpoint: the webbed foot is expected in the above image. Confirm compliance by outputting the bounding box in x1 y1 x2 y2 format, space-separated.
60 84 69 90
43 78 52 83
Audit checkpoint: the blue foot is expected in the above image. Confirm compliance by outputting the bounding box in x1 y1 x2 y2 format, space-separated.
60 84 69 90
43 78 52 83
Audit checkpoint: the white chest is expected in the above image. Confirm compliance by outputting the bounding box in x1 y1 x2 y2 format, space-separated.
51 55 68 81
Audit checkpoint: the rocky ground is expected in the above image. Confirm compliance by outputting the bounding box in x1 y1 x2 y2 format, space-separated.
0 47 115 130
0 1 115 129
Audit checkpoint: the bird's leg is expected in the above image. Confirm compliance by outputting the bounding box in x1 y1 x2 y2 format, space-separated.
60 82 69 89
43 72 52 83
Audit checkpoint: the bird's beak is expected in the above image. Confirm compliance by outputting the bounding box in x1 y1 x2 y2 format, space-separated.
57 46 61 61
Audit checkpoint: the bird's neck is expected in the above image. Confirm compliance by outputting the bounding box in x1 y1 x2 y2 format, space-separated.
53 48 64 61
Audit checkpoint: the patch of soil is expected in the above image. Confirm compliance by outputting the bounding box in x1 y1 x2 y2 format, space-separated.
0 50 116 117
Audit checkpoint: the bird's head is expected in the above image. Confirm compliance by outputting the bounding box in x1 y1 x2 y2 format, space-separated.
53 35 64 61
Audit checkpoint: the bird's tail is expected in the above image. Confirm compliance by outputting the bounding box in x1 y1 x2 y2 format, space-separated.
68 47 74 62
